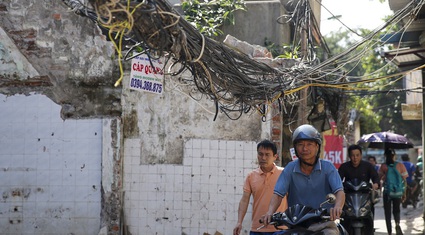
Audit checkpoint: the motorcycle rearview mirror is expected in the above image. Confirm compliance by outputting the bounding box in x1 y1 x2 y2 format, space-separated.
326 194 336 204
320 193 336 207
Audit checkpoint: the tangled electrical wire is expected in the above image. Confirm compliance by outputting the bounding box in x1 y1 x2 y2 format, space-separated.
61 0 425 129
62 0 307 121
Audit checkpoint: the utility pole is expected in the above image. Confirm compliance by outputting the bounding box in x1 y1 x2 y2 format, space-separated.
298 1 309 126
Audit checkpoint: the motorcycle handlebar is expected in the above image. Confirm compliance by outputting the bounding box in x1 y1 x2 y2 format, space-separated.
321 211 345 220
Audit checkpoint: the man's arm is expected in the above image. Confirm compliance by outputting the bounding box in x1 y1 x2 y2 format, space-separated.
369 163 380 190
233 192 250 235
260 193 283 225
378 164 385 182
329 190 345 221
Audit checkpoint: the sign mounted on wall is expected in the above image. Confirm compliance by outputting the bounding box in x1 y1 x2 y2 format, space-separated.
323 121 345 169
129 54 164 94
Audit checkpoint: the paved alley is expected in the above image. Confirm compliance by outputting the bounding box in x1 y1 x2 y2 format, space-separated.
373 197 424 235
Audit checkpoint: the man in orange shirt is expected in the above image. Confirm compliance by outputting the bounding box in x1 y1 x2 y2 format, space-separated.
233 140 287 235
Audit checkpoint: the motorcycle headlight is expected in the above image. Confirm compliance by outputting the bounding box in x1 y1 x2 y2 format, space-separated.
360 207 367 214
345 207 354 216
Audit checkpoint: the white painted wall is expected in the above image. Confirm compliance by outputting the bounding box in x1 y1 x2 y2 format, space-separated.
123 138 259 235
0 94 102 234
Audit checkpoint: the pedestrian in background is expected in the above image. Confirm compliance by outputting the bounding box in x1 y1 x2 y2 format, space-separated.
368 155 382 197
379 148 408 235
368 155 380 173
401 154 418 208
233 140 287 235
401 154 416 185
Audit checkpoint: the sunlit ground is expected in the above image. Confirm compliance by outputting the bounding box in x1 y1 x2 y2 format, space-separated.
373 201 424 235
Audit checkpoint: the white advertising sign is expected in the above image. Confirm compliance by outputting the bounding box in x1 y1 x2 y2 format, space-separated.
290 148 297 160
129 54 164 94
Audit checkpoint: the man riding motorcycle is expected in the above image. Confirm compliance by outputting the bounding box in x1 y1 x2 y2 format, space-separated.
262 124 345 235
338 144 379 234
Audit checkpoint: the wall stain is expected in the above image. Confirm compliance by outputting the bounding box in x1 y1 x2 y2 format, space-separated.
122 109 139 138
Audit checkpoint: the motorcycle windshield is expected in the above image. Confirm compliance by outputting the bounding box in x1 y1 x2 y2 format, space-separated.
343 180 370 193
272 229 317 235
344 192 372 218
273 204 324 228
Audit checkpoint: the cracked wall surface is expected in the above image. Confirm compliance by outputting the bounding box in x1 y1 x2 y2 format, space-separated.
0 2 124 234
0 1 121 119
0 1 285 234
0 94 103 234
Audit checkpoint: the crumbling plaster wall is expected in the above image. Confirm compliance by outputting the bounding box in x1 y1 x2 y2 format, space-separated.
0 93 105 235
0 1 272 234
121 70 263 164
0 1 125 234
0 0 121 119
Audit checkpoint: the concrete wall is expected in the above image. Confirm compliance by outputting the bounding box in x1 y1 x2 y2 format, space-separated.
173 0 291 48
1 2 124 233
120 69 266 233
0 94 102 234
121 68 263 165
0 0 121 119
216 0 291 47
0 0 288 234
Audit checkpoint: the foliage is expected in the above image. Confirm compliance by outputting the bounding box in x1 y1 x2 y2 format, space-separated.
264 38 300 58
181 0 246 37
322 29 381 134
322 27 421 141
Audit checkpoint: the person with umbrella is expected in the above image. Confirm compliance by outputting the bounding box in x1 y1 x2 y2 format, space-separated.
357 131 414 150
378 148 408 235
358 131 414 235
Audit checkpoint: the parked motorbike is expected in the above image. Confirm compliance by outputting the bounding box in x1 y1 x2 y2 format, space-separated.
403 169 422 209
415 167 423 199
342 179 374 235
418 178 423 199
402 182 419 208
260 194 348 235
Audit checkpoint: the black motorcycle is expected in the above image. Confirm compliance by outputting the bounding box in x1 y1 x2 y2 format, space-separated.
342 179 374 235
260 194 348 235
402 180 420 209
415 167 422 199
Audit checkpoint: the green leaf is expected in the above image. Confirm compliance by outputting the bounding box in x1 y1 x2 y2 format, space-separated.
181 0 246 36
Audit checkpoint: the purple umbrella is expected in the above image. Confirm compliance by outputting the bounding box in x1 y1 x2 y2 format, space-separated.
357 131 414 149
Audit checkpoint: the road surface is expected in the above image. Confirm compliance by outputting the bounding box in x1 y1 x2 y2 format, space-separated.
373 196 424 235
